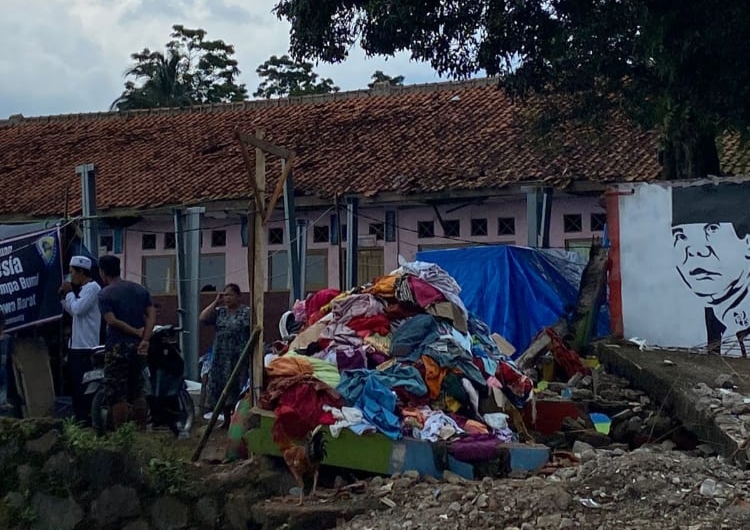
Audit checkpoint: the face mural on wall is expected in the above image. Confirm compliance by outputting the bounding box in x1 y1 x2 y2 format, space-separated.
671 182 750 356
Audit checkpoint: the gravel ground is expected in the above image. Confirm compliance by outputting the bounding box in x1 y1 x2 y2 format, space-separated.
339 446 750 530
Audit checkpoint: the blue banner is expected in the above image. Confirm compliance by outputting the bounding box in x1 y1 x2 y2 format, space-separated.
0 228 63 332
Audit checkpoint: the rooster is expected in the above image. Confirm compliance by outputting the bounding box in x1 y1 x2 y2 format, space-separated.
279 424 328 505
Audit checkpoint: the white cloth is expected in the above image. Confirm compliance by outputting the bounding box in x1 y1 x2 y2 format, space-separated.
416 409 464 442
396 260 468 317
322 405 375 438
62 281 101 349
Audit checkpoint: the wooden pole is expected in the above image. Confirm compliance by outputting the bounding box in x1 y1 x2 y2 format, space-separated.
249 130 266 407
191 327 261 462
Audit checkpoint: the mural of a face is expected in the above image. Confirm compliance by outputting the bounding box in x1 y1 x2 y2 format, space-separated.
672 222 750 298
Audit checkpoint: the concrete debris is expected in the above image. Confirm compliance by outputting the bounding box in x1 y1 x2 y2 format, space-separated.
340 451 750 529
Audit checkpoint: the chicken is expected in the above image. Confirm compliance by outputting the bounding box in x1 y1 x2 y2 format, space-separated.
279 424 328 505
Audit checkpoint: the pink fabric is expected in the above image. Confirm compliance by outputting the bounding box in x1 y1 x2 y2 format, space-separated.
407 277 446 308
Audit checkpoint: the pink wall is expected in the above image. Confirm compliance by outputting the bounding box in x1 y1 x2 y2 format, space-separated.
109 195 603 294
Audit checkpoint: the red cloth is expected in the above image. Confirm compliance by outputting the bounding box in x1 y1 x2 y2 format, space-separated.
407 277 446 308
266 376 344 444
384 302 423 321
307 289 341 324
347 314 391 337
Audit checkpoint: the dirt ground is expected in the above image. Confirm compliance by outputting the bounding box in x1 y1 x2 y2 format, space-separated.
332 447 750 530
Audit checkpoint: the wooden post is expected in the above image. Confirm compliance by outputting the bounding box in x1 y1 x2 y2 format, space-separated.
248 131 266 406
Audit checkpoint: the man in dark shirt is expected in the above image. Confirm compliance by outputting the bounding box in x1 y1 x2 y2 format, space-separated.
98 255 155 429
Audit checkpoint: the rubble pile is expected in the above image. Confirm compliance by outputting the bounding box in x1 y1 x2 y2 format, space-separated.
337 449 750 530
530 368 694 453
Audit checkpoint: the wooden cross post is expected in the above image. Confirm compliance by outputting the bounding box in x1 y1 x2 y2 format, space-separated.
235 129 295 406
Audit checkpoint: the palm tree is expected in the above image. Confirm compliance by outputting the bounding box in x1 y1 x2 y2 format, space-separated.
111 50 193 111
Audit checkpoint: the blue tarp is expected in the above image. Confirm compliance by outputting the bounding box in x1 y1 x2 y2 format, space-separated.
415 245 584 356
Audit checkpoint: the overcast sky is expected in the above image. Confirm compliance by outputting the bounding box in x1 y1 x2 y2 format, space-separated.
0 0 442 118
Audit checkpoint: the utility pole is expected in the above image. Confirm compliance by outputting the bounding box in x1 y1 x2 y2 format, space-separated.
173 207 203 381
76 164 98 257
345 196 359 289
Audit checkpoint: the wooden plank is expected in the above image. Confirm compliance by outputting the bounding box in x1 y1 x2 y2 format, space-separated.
237 132 293 159
250 131 266 406
235 129 265 219
515 319 567 372
11 338 55 418
263 152 296 225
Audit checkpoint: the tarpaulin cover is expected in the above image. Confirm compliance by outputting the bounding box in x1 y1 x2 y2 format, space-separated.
415 245 581 356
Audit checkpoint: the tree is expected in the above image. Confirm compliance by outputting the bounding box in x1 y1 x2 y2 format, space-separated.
254 55 339 98
111 25 247 111
368 70 405 89
273 1 750 179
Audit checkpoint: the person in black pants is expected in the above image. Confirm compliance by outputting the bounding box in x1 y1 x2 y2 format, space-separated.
60 256 102 424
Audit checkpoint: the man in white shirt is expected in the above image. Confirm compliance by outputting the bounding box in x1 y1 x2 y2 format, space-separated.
60 255 101 424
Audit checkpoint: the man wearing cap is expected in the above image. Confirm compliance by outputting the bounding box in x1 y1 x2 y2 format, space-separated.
59 255 102 424
671 182 750 356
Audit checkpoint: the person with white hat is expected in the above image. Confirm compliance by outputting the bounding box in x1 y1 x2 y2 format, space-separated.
59 255 102 424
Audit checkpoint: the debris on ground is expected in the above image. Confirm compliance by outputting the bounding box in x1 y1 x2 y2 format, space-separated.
333 449 750 529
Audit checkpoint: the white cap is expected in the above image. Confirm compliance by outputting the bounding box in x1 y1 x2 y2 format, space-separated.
70 255 92 270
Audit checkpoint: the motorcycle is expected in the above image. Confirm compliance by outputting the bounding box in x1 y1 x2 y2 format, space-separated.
84 313 195 437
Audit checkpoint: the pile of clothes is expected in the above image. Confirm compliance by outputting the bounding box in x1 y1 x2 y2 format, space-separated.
257 260 534 464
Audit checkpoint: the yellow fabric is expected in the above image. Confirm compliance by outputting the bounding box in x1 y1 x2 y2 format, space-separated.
422 355 447 400
266 355 314 378
287 351 341 388
364 274 399 298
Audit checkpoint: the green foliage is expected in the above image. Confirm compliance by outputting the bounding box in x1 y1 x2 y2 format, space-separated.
62 418 136 456
273 0 750 178
368 70 405 89
145 456 189 495
254 54 339 98
112 24 248 111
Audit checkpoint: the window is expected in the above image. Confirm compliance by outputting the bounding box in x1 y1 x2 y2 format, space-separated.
566 238 592 260
590 213 607 232
342 225 348 242
443 220 461 238
211 230 227 247
342 248 385 285
200 254 225 291
268 250 329 292
142 256 176 294
99 234 113 252
141 233 156 250
268 227 284 245
563 214 583 233
417 221 435 239
313 225 329 243
369 223 385 241
497 217 516 236
471 218 488 236
164 232 176 250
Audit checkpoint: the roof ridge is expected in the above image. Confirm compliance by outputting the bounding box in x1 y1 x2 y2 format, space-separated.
0 76 498 126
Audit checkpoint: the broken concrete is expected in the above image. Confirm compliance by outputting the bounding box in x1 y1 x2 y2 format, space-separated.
596 340 750 467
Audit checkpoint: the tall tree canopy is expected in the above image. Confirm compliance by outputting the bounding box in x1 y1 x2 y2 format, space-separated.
369 70 405 88
254 55 339 98
112 25 247 111
273 0 750 178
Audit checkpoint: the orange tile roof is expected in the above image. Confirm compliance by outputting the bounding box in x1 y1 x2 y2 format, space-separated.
0 77 734 219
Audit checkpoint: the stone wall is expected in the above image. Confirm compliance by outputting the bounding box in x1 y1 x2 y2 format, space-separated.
0 418 293 530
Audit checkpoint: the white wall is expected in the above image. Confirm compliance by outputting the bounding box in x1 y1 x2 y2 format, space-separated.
618 180 750 354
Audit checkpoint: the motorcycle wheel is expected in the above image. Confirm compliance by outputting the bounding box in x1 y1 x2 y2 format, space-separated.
91 388 112 436
176 389 195 435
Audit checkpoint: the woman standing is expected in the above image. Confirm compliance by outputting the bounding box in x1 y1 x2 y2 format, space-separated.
199 284 251 426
